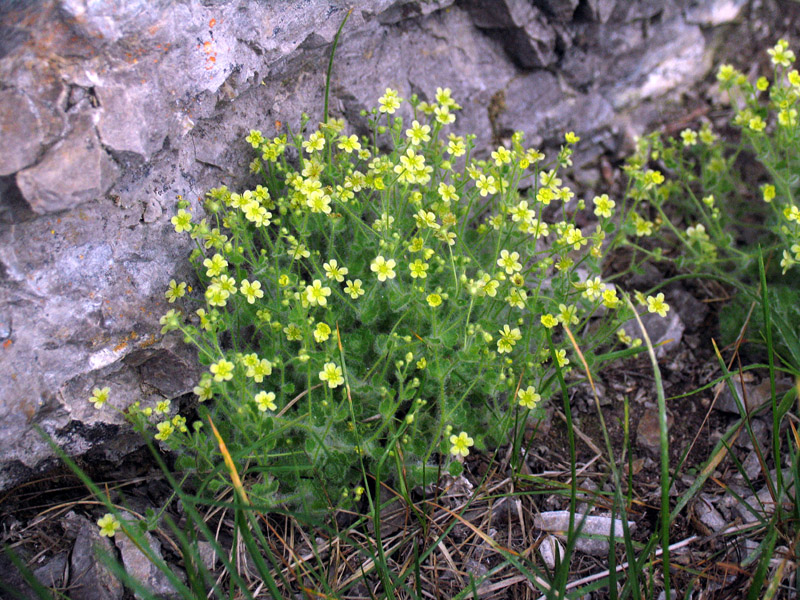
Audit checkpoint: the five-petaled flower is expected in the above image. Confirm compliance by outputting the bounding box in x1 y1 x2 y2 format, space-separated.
518 386 541 410
97 513 121 537
240 279 264 304
255 391 277 412
497 249 522 274
344 279 365 299
449 431 474 457
319 362 344 388
203 253 228 277
592 194 615 218
497 324 522 354
646 293 670 318
378 88 402 114
89 387 110 409
409 259 429 279
323 260 348 282
371 255 397 281
426 293 442 307
171 209 192 233
210 358 235 382
165 279 187 303
305 279 332 306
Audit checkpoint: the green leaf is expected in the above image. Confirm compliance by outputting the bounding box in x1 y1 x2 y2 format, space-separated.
448 461 463 476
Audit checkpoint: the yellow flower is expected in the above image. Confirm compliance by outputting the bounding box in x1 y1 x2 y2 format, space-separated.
601 288 620 309
767 39 795 67
284 323 303 341
406 120 431 145
314 322 332 343
305 279 332 306
89 387 110 409
319 362 344 388
426 293 442 307
680 129 697 146
206 284 230 306
582 277 606 300
378 88 403 114
323 259 348 282
154 420 175 441
475 173 498 197
497 324 521 354
554 349 569 368
239 279 264 304
171 209 192 233
518 386 541 410
497 249 522 274
344 279 365 299
449 431 474 457
255 391 277 412
592 194 615 218
370 255 397 281
505 288 527 309
97 513 121 537
165 279 186 303
409 259 429 279
246 358 273 383
748 116 766 132
210 358 235 382
540 314 558 329
557 303 579 326
337 134 361 153
203 253 228 277
646 293 670 318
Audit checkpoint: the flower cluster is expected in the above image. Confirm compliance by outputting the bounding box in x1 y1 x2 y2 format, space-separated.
137 87 665 510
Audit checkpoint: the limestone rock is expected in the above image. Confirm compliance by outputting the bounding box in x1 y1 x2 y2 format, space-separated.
16 113 118 215
0 89 48 176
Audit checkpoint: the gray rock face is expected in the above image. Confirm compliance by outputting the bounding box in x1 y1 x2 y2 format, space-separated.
0 0 747 490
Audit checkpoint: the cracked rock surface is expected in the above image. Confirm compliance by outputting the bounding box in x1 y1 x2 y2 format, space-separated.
0 0 748 489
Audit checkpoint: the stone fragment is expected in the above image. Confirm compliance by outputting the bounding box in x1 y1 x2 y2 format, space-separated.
578 0 616 22
95 79 168 161
115 517 179 599
460 0 538 28
461 0 557 68
33 553 68 590
196 542 218 572
622 301 685 358
534 511 635 556
507 15 557 68
693 496 727 532
16 114 118 214
374 0 456 24
713 373 766 415
536 0 580 21
0 89 45 176
684 0 747 25
636 408 673 455
69 517 124 600
537 533 563 569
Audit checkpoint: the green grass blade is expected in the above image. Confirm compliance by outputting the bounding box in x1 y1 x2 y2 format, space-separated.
625 295 670 595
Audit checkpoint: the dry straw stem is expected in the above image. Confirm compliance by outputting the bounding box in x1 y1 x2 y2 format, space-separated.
207 415 250 506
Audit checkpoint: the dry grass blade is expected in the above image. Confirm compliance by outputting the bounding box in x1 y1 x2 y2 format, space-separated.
207 416 250 506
